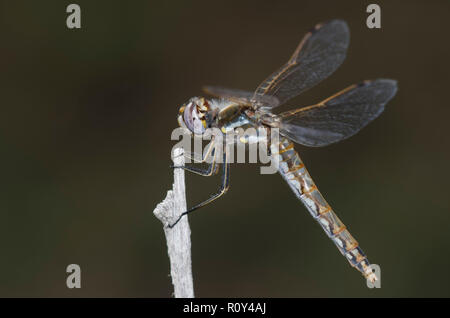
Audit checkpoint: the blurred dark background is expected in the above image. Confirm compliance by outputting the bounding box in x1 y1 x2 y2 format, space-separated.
1 0 449 297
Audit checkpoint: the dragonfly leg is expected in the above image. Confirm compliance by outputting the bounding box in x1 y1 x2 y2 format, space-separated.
184 139 215 163
168 151 230 228
171 147 218 177
172 138 215 164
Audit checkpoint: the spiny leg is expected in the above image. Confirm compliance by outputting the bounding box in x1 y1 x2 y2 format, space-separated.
172 146 218 176
168 151 230 228
184 138 216 163
171 139 219 176
172 138 216 164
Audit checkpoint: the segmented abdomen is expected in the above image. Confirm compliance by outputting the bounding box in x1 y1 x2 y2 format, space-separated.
271 137 377 282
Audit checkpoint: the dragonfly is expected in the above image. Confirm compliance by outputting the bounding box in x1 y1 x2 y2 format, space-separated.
172 20 397 283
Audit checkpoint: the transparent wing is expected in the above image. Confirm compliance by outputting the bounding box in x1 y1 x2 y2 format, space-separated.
202 86 254 105
278 79 398 147
254 20 350 108
203 86 279 107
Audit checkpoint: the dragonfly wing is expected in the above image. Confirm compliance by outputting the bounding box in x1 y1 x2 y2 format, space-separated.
278 79 398 147
254 20 350 108
203 86 279 107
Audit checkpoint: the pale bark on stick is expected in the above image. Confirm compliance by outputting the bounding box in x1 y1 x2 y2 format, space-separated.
153 147 194 298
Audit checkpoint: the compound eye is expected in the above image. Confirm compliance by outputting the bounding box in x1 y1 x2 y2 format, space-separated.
184 102 206 134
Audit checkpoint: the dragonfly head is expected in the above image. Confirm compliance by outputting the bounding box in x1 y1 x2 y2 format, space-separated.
178 97 211 135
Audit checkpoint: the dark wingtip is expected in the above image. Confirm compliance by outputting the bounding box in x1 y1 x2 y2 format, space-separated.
329 19 349 26
375 78 398 99
312 19 350 47
313 19 349 33
359 78 397 88
360 78 398 103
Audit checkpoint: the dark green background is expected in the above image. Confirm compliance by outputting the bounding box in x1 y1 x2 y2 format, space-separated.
1 0 449 297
